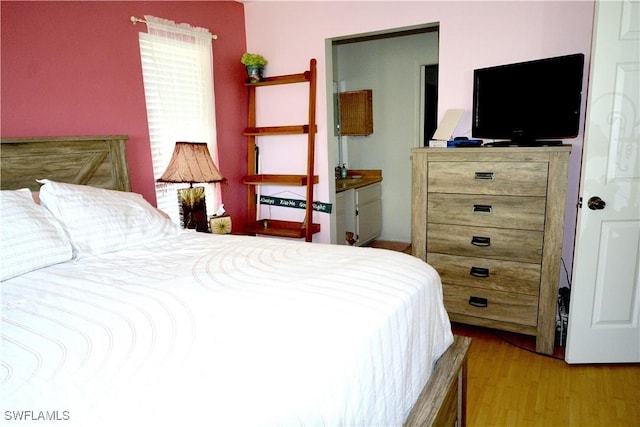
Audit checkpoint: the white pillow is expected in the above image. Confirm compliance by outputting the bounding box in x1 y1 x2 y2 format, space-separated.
1 188 73 280
37 180 181 257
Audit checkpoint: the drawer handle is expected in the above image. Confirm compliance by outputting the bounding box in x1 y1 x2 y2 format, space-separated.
470 266 490 278
473 204 493 214
474 172 494 181
469 296 488 308
471 236 491 247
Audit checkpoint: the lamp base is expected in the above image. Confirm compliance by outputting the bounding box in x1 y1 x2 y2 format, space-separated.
178 187 208 232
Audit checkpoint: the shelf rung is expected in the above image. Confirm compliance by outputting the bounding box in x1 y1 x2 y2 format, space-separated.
245 72 310 87
244 125 315 136
245 219 320 239
243 174 319 186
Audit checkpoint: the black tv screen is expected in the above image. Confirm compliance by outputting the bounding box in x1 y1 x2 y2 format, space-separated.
472 53 585 145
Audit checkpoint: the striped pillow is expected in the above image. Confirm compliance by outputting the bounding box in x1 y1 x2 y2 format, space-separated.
1 189 73 280
37 180 181 258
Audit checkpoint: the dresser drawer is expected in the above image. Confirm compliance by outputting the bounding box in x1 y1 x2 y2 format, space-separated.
428 161 548 196
427 223 543 263
427 253 540 296
443 284 539 327
428 193 546 231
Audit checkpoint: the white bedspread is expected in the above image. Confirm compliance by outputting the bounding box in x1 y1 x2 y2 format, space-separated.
1 233 452 426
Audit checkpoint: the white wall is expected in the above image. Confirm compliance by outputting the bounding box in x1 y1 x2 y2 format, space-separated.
243 0 595 288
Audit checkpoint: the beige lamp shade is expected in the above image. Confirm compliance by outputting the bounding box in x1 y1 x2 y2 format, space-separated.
157 142 224 184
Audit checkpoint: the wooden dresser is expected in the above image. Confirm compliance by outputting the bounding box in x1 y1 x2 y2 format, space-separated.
412 146 571 354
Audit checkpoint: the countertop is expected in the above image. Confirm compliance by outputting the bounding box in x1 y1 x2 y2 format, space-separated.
335 169 382 192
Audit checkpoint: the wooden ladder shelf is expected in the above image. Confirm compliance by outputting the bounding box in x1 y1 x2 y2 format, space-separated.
243 58 320 242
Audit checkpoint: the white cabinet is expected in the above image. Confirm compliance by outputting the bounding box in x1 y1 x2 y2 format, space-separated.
335 191 347 245
355 183 382 246
336 182 382 246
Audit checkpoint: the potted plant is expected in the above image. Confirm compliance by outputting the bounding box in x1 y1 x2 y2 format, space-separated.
241 53 267 83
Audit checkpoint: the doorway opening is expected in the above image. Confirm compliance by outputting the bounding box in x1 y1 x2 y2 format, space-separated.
327 23 439 245
421 64 439 146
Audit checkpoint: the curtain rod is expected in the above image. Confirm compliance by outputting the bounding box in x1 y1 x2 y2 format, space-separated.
130 16 218 40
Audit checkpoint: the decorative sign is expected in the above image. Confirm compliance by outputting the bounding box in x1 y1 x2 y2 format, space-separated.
259 196 332 213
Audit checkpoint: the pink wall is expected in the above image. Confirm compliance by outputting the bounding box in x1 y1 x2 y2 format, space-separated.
1 1 248 227
2 1 596 283
244 1 595 287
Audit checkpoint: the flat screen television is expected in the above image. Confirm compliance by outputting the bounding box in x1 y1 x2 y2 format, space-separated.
472 53 585 146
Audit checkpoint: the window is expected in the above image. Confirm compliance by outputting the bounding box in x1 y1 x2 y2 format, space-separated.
138 16 220 224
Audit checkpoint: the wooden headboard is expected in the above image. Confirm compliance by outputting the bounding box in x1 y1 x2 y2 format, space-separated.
0 135 130 192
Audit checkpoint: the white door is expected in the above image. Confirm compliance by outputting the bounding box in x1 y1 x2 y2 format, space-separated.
565 0 640 364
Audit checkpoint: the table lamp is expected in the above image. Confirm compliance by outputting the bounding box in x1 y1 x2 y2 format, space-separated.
157 141 224 232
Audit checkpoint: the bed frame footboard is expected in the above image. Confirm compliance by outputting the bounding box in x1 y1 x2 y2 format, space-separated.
404 335 472 427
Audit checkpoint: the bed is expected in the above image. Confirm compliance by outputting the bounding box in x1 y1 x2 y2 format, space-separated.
1 136 470 426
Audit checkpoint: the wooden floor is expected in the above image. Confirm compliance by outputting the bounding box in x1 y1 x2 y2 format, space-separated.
366 240 412 253
370 241 640 426
453 323 640 427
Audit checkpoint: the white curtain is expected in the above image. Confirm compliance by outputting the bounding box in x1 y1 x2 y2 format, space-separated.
138 15 220 225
